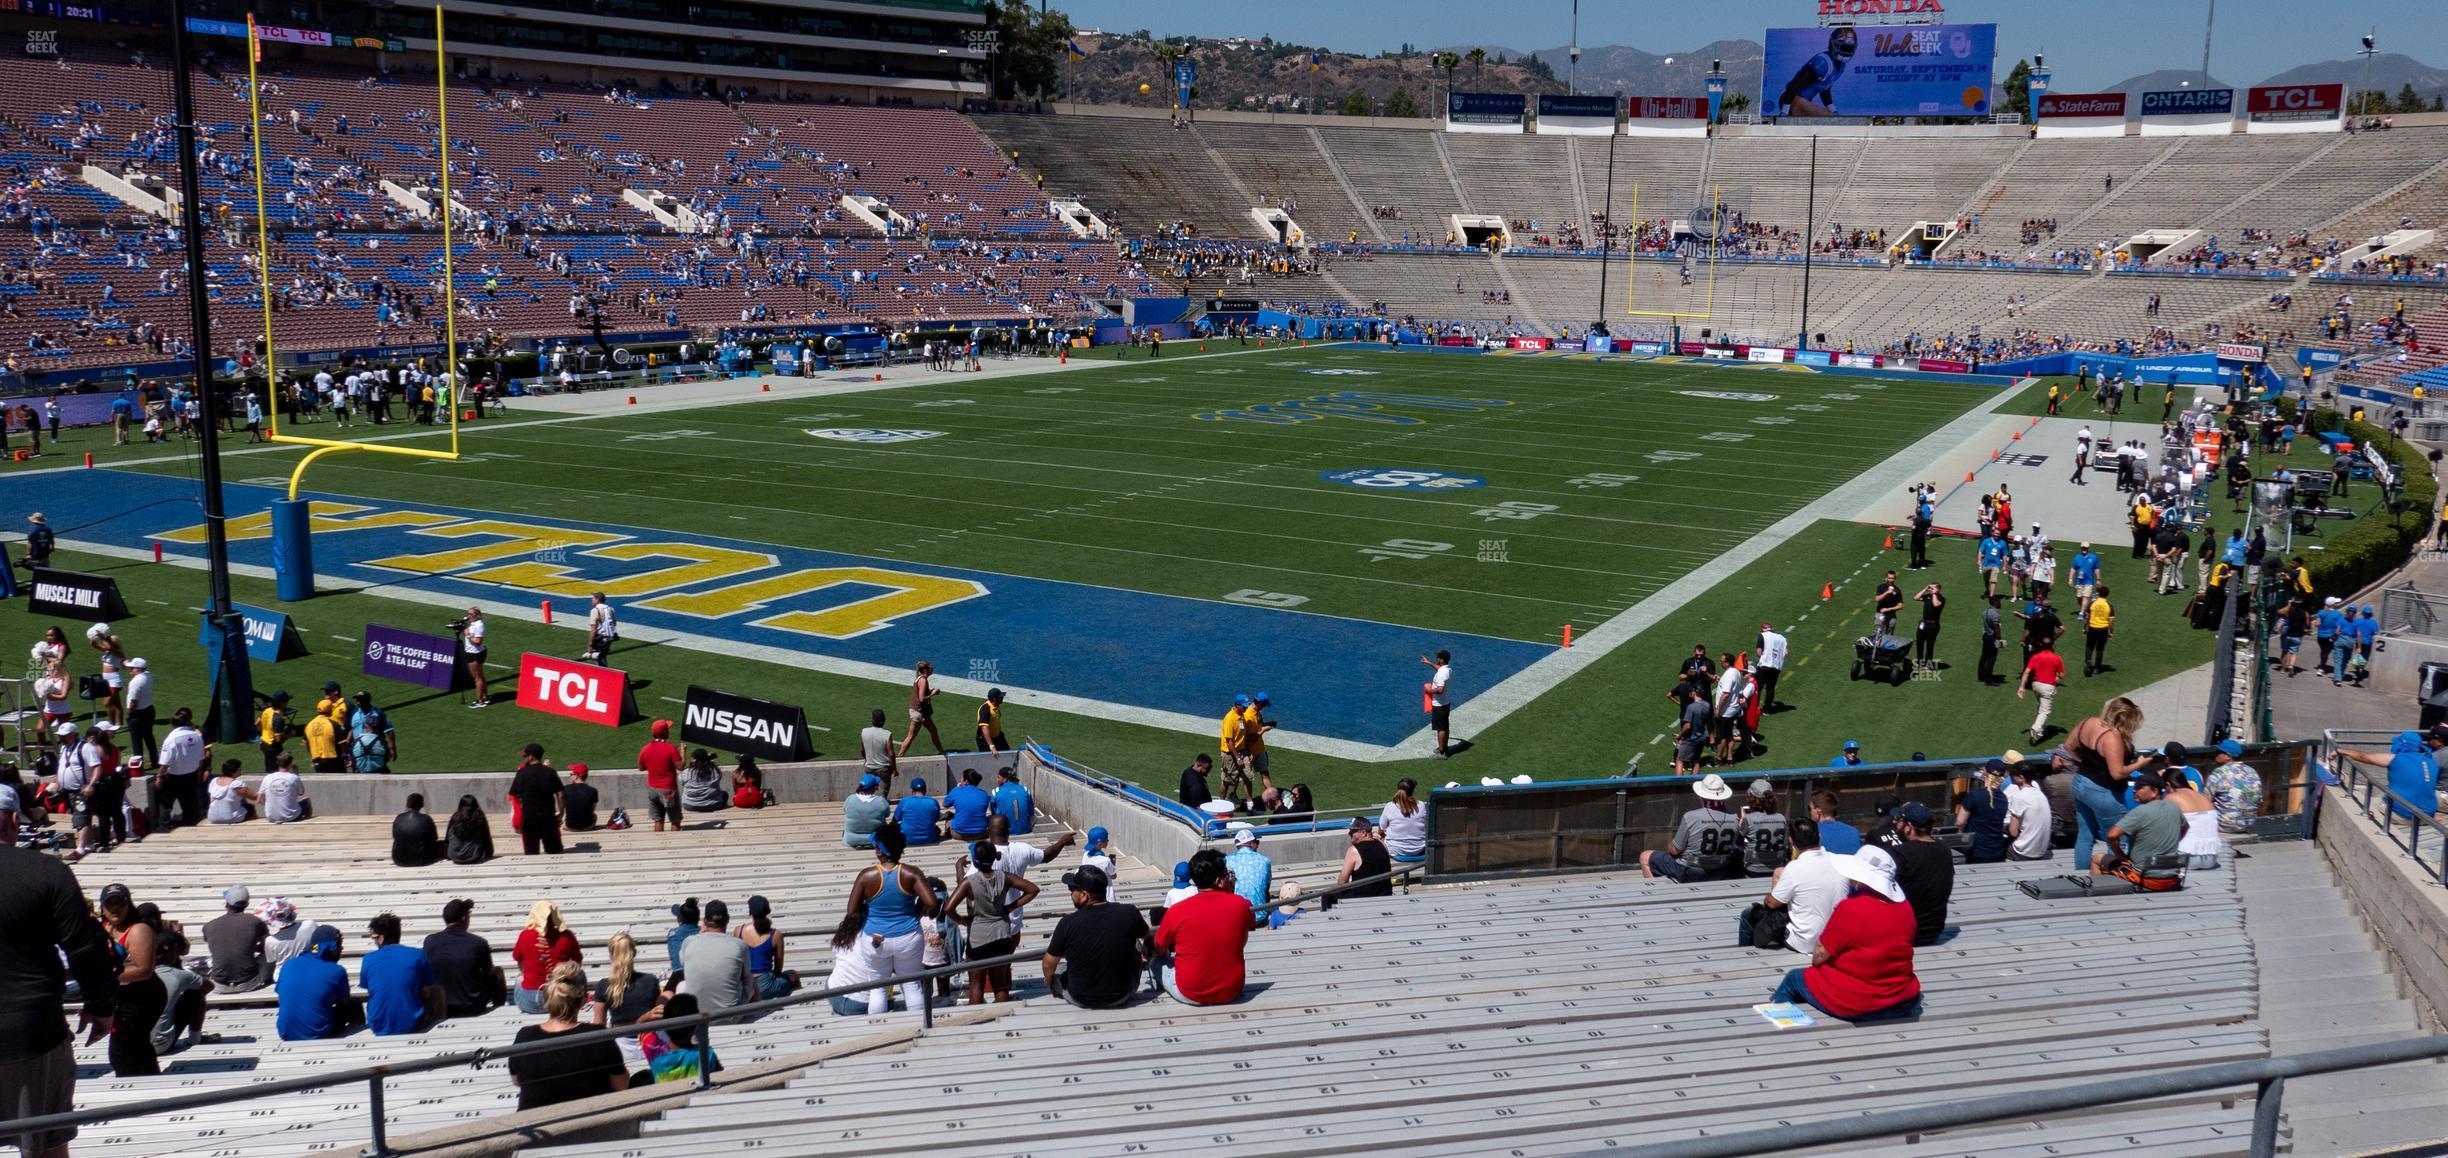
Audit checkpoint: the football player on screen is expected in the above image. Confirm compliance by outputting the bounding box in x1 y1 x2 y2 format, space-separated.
1777 26 1857 117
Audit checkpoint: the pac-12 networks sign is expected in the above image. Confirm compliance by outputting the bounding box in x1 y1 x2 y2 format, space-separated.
2247 83 2343 123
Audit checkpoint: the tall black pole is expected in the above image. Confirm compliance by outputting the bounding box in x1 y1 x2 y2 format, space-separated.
1594 128 1617 325
169 0 255 743
1798 134 1817 350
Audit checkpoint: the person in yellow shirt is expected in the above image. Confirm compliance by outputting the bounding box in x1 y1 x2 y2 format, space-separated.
314 680 349 727
257 690 294 774
1239 692 1277 798
2081 586 2115 677
1218 695 1252 803
303 708 343 774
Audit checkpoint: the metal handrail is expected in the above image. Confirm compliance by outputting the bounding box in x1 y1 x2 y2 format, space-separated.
2324 730 2448 885
0 863 1424 1155
1617 1033 2448 1158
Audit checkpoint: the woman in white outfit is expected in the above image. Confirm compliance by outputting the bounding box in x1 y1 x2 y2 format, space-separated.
2164 774 2223 870
843 827 936 1015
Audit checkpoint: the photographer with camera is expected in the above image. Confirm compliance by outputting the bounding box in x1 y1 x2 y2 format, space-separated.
451 607 493 708
583 593 616 667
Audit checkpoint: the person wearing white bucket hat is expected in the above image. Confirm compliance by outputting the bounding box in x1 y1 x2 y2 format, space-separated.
1638 774 1740 883
1765 844 1924 1023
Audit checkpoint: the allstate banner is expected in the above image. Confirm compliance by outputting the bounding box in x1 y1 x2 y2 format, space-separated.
2142 89 2233 116
1538 94 1617 119
1763 23 1995 118
194 601 308 663
682 684 815 762
1449 91 1526 125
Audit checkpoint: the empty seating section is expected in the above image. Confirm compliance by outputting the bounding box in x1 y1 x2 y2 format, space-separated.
1698 135 1869 236
740 102 1055 237
979 115 1248 238
2076 134 2331 247
1576 135 1705 226
1313 126 1458 233
1972 136 2171 247
1827 136 2025 240
1445 134 1579 236
2310 128 2448 250
1191 122 1367 243
525 860 2267 1158
2194 132 2427 244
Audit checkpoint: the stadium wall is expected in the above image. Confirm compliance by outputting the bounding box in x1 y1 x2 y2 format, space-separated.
2319 794 2448 1025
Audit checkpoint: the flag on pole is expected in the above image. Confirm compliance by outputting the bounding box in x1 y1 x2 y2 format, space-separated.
1067 39 1087 61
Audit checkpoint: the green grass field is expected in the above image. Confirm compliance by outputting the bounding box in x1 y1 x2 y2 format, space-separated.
7 348 2227 805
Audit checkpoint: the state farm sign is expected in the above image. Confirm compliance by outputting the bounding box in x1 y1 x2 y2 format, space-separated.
517 653 635 727
1818 0 1944 15
2037 92 2127 119
2247 83 2343 122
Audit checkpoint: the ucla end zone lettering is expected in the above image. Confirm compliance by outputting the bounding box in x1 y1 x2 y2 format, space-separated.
1194 390 1512 426
31 471 1540 746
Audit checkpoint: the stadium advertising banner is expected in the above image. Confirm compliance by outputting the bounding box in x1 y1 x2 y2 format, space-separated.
26 568 128 621
1763 23 1995 118
2035 91 2128 138
361 624 464 691
194 602 307 663
2140 88 2235 136
2216 342 2268 362
1918 357 1972 373
2247 83 2344 133
682 684 815 762
1748 347 1789 363
517 653 637 727
1449 91 1527 134
1626 95 1709 138
1538 93 1618 136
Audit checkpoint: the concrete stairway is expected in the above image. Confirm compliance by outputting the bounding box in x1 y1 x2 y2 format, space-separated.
2240 839 2448 1154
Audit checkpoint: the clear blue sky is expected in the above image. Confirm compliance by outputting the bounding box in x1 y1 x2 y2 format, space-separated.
1055 0 2440 89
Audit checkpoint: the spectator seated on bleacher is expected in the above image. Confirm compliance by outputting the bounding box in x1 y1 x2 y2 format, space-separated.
446 794 496 865
202 884 270 993
391 793 441 867
563 766 600 831
680 749 728 814
1742 818 1844 953
991 766 1033 835
1765 845 1924 1024
507 962 629 1111
1041 861 1149 1010
360 912 444 1036
2090 773 2185 891
943 767 992 840
274 925 361 1041
1152 849 1250 1007
843 774 890 848
1886 803 1956 946
1638 774 1740 883
894 777 944 845
1226 828 1273 915
424 898 506 1020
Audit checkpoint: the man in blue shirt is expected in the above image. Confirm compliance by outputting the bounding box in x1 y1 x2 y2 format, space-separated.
1225 828 1273 922
1977 533 2009 599
2221 529 2250 568
2315 597 2346 673
894 777 944 845
359 913 443 1036
2346 605 2380 685
990 766 1034 835
2069 544 2102 610
2338 732 2438 822
1807 791 1863 855
275 926 361 1041
943 768 994 840
1830 739 1865 769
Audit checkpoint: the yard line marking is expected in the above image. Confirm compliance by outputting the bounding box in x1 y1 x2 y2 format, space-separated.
145 599 170 605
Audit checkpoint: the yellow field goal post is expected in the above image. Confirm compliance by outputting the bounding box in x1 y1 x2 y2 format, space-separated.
245 6 463 502
1622 183 1730 326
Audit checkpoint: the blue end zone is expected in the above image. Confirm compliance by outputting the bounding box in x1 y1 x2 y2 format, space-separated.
24 471 1547 748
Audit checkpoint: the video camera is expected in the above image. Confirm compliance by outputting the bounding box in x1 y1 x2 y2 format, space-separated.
444 616 472 633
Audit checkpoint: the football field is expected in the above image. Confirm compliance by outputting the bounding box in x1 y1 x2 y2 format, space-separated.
3 346 2223 803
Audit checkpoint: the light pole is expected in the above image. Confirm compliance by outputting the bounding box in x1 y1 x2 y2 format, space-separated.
2354 31 2378 119
1568 0 1580 93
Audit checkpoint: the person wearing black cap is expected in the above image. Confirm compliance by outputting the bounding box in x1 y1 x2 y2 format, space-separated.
976 688 1009 753
1886 802 1953 946
422 899 505 1019
1042 862 1150 1009
0 829 117 1156
507 743 564 856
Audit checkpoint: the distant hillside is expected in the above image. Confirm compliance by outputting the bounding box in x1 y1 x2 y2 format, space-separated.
1526 40 1765 105
2259 53 2448 104
1061 34 1561 114
2099 69 2234 98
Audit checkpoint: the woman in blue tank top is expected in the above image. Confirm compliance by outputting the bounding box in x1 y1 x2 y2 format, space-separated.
846 827 935 1014
733 894 799 1001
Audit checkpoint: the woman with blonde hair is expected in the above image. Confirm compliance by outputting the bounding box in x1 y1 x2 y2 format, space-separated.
511 901 582 1015
589 932 660 1078
2061 696 2148 868
507 962 627 1110
1376 778 1427 863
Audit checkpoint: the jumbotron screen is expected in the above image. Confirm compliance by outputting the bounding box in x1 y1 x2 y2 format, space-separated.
1763 22 1997 117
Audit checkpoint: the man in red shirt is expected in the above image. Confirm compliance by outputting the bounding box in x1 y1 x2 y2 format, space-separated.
636 720 684 833
1152 849 1251 1005
2017 641 2066 745
1766 844 1922 1022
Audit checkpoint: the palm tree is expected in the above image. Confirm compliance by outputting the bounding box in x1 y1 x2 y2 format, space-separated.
1436 50 1461 107
1152 42 1181 108
1467 47 1486 81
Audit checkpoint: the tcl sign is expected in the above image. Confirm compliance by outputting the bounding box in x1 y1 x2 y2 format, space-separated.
2248 84 2342 114
517 653 633 727
1818 0 1944 15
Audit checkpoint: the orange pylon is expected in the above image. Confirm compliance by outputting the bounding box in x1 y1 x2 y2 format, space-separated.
1561 624 1574 648
1965 471 1976 482
1820 581 1835 600
2011 430 2022 441
1883 532 1894 550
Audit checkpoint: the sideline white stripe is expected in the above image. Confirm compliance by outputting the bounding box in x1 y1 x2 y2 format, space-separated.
61 538 1392 763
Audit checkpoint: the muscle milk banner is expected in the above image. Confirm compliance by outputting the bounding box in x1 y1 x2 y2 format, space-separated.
1625 95 1709 138
2247 84 2343 133
27 568 129 621
2035 92 2128 138
682 684 815 762
1448 91 1526 133
516 653 638 727
2139 87 2235 136
1536 93 1617 136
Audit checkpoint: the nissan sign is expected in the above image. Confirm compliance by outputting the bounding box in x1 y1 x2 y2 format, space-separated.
681 684 815 762
2036 92 2127 119
2248 83 2343 122
2140 88 2234 116
516 653 637 727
